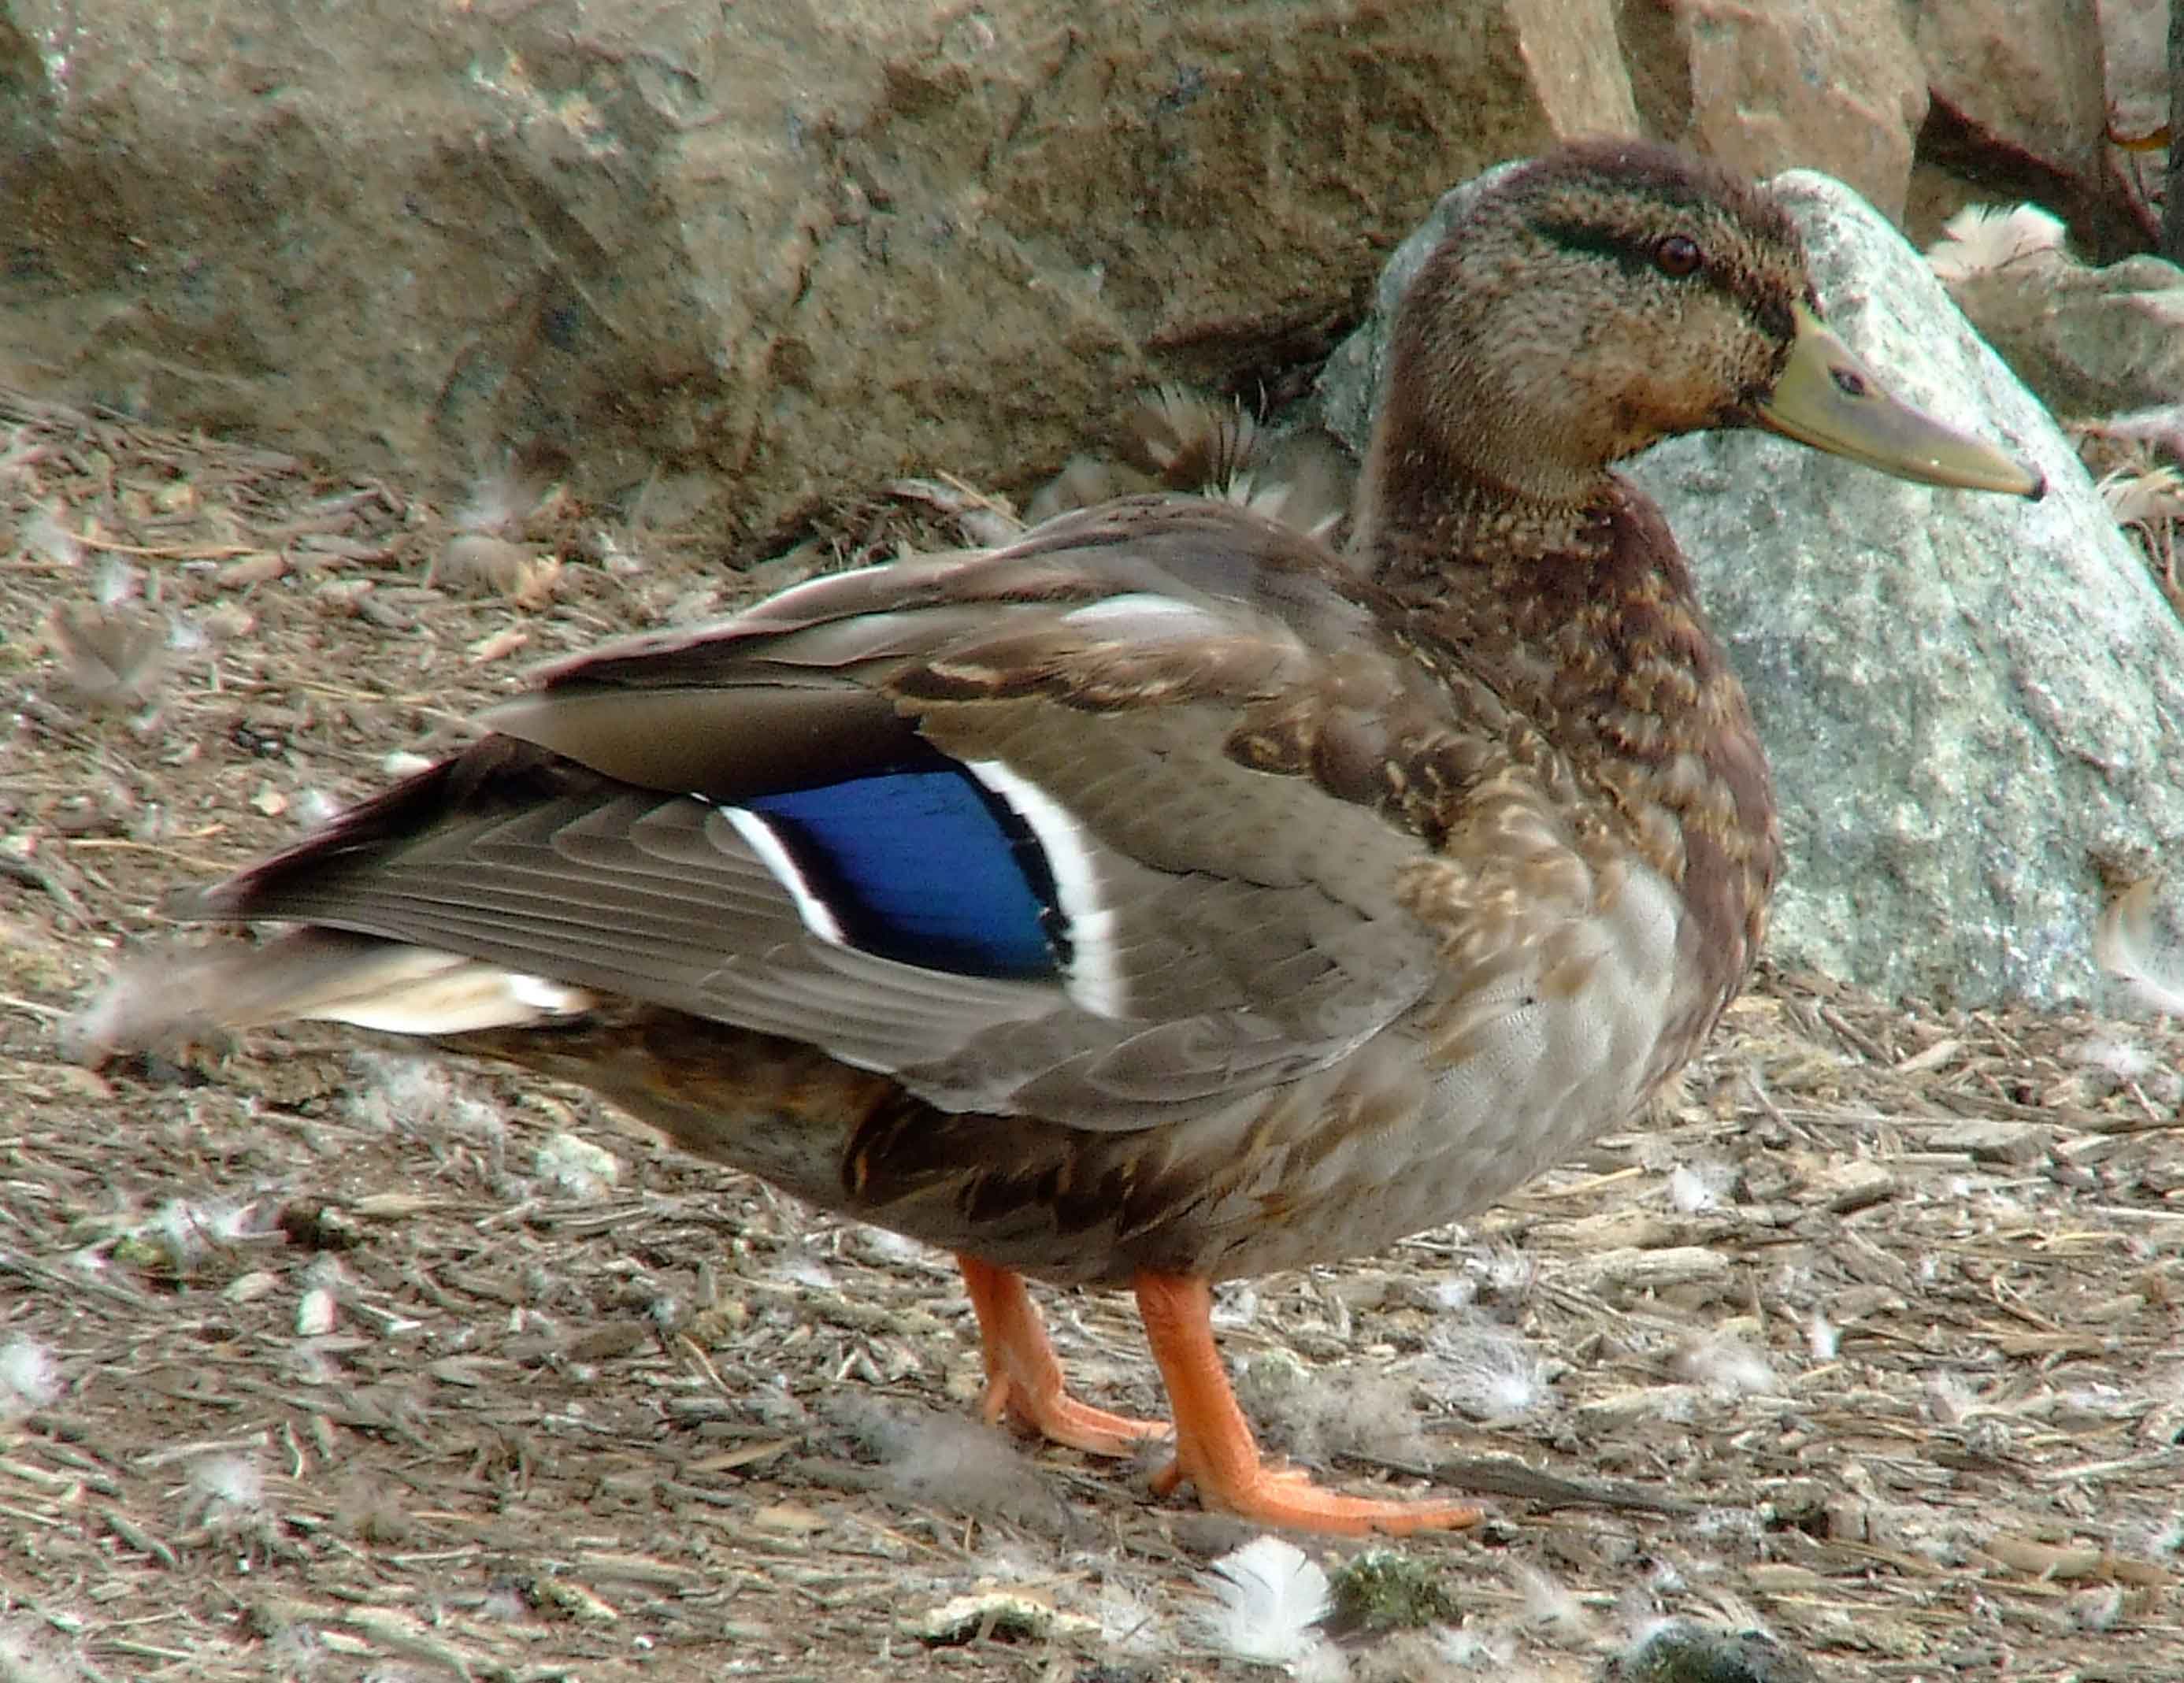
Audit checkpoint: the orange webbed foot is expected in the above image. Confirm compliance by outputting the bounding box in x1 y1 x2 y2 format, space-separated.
956 1256 1481 1533
958 1255 1173 1458
1136 1273 1483 1537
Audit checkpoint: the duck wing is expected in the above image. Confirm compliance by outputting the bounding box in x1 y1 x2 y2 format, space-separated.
184 497 1463 1130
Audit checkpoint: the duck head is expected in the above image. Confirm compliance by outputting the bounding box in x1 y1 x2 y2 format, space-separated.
1361 140 2044 521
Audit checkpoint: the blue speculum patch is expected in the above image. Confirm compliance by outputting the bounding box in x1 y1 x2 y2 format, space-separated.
741 766 1067 978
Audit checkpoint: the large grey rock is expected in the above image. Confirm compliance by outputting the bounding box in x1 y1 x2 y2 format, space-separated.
0 0 1637 543
1318 166 2184 1009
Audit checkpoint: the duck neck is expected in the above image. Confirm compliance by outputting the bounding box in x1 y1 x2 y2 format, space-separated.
1349 393 1610 570
1356 441 1689 735
1352 425 1780 1031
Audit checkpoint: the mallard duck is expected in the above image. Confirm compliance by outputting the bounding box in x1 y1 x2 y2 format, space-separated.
80 140 2041 1536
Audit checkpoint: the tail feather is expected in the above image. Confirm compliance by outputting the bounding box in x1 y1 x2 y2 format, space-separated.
64 928 596 1063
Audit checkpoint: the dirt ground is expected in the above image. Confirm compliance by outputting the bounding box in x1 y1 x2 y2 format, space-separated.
3 386 2183 1683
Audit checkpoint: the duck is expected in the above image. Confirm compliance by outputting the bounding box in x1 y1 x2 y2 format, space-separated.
76 139 2041 1536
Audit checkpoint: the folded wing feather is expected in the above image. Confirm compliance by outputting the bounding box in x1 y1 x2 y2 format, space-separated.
126 499 1449 1132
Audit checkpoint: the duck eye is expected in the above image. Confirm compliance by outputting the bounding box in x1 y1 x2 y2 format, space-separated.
1654 234 1702 278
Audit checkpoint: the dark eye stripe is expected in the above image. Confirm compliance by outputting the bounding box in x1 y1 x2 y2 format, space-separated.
1533 216 1795 343
1533 217 1663 281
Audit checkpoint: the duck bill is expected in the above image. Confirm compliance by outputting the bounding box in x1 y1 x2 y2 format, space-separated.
1753 304 2045 498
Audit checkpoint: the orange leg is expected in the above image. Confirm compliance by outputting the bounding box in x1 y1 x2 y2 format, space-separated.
956 1255 1172 1457
1135 1272 1484 1537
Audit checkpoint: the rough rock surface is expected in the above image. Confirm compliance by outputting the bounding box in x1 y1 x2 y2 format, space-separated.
1909 0 2150 258
1947 244 2184 421
1318 167 2184 1010
0 0 1637 542
1912 0 2110 187
2 0 2157 543
2099 0 2170 141
1617 0 1926 220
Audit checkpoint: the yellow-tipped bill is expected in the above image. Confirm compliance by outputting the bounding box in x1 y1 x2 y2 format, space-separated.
1756 304 2044 499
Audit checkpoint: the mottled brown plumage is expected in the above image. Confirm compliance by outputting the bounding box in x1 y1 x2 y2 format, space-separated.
77 140 2038 1535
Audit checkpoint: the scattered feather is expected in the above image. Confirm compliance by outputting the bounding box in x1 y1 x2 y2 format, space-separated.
1510 1559 1590 1644
535 1132 620 1198
1425 1622 1518 1670
165 610 210 658
2070 1585 2127 1633
1694 1505 1765 1547
20 502 83 566
254 1611 322 1674
1670 1335 1778 1398
1806 1312 1840 1361
1467 1244 1538 1311
296 1283 339 1338
184 1453 266 1530
347 1051 506 1146
1430 1275 1478 1312
0 1616 85 1683
2096 877 2184 1015
1198 1535 1332 1665
830 1397 1064 1531
1211 1280 1262 1329
292 786 343 830
1094 1581 1171 1655
1237 1348 1427 1463
349 1052 455 1133
2098 462 2184 527
42 600 171 708
2072 1034 2153 1082
91 553 143 607
432 532 558 602
587 525 647 576
1425 1323 1548 1421
0 1336 61 1420
1925 202 2067 283
106 1196 261 1274
1667 1161 1727 1213
454 456 549 536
